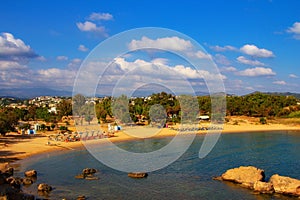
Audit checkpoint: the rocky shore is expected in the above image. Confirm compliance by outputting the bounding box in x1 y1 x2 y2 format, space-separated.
214 166 300 197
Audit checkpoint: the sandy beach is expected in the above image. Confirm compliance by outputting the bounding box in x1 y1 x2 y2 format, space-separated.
0 116 299 166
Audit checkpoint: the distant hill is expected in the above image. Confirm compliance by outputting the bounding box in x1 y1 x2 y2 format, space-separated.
249 91 300 99
0 88 72 99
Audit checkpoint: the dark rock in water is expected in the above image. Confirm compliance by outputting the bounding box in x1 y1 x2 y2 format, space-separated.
37 183 52 192
75 174 85 179
85 176 99 180
212 176 222 181
128 172 148 178
77 195 86 200
221 166 264 189
6 177 22 189
269 174 300 197
82 168 97 175
22 178 33 185
24 170 37 177
3 167 14 177
253 181 274 194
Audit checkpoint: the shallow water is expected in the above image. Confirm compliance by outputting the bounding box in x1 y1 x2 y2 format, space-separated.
16 131 300 199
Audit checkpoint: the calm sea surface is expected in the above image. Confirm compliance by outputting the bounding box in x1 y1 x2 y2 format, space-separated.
16 131 300 200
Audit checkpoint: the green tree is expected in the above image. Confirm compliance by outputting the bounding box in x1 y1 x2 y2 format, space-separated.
72 94 86 116
36 107 51 122
57 99 72 118
0 108 18 135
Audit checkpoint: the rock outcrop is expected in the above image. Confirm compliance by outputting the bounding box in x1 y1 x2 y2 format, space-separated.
82 168 97 176
37 183 52 192
269 174 300 197
221 166 264 189
128 172 148 178
253 181 274 194
215 166 300 197
75 168 99 180
0 167 35 200
24 170 37 177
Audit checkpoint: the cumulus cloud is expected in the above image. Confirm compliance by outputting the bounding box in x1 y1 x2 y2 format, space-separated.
78 44 89 52
0 32 38 61
287 22 300 39
76 21 108 37
289 74 298 78
88 12 113 21
236 67 276 77
0 60 27 70
221 66 237 72
128 36 193 51
113 57 225 81
37 68 77 88
68 58 82 70
194 51 212 59
240 44 274 58
210 45 237 52
56 56 68 61
237 56 266 66
214 54 231 65
273 80 287 85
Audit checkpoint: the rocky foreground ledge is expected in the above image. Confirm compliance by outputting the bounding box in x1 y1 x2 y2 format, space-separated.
214 166 300 197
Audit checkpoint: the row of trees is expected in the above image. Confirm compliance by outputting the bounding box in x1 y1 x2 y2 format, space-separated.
1 92 299 135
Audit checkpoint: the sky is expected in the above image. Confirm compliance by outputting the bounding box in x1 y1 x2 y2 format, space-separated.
0 0 300 97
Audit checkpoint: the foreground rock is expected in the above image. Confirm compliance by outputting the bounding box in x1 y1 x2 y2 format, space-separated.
75 168 99 180
82 168 97 176
128 172 148 178
24 170 37 177
270 174 300 197
37 183 52 192
253 181 274 194
0 167 35 200
215 166 300 197
221 166 264 189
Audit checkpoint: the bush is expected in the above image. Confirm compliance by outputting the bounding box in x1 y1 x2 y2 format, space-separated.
259 117 267 124
233 120 239 125
288 111 300 118
59 126 68 131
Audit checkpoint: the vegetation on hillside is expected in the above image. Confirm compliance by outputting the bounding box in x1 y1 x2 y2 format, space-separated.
0 92 299 135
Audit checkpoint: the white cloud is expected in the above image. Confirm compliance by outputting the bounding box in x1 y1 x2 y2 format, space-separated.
36 56 46 62
114 57 225 81
37 68 76 87
151 58 168 66
0 60 27 70
128 36 193 51
76 21 108 36
194 51 212 59
68 58 82 70
237 56 266 66
273 80 287 85
56 56 68 61
88 12 113 21
78 44 89 52
287 22 300 34
210 45 237 52
214 54 231 65
0 32 37 60
240 44 274 58
221 66 237 72
289 74 298 78
237 67 276 77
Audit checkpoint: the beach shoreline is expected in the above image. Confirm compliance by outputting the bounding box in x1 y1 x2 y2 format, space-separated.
0 119 299 168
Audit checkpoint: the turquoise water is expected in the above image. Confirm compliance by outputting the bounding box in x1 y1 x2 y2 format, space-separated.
17 131 300 199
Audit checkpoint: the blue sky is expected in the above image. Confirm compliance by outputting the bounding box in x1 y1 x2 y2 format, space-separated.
1 0 300 96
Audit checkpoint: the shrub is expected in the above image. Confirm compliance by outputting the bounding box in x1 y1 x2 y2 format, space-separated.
259 117 267 124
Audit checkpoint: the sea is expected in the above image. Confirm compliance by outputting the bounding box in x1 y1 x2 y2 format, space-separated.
16 131 300 200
